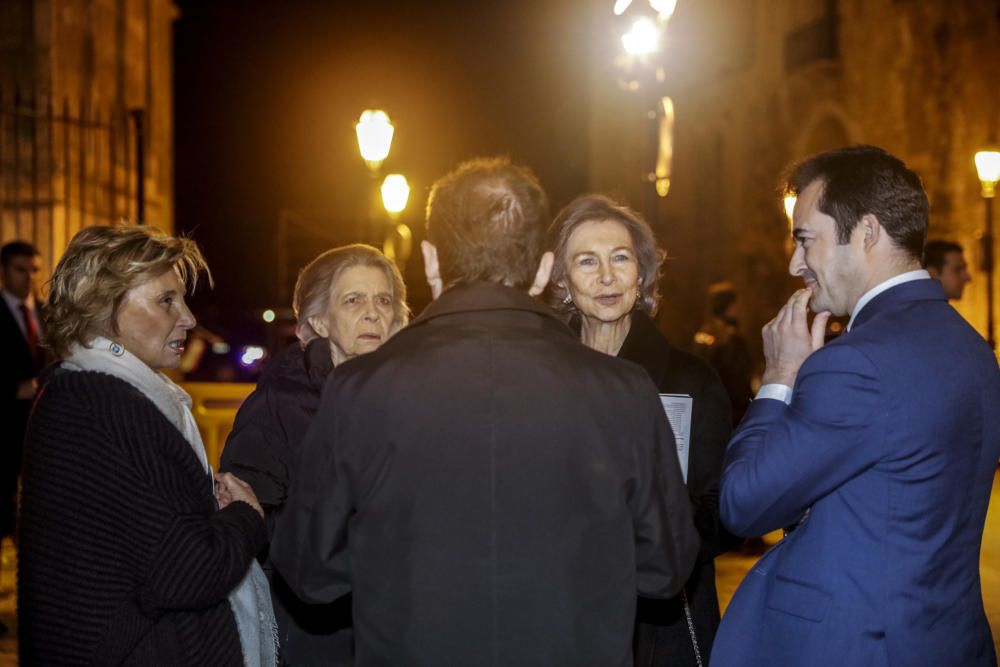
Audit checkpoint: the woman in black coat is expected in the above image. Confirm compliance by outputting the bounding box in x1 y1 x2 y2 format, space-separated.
547 195 737 667
20 225 273 666
221 244 409 666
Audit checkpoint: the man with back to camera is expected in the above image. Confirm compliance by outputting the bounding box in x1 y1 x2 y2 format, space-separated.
712 146 1000 666
271 157 699 666
923 239 972 302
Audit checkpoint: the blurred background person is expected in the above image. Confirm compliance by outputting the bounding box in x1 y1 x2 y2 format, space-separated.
0 240 45 626
693 282 755 427
547 194 735 667
923 239 972 302
221 244 409 666
19 225 275 666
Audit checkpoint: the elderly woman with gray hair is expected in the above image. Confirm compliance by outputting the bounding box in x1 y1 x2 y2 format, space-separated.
547 194 736 667
19 225 276 666
221 243 409 666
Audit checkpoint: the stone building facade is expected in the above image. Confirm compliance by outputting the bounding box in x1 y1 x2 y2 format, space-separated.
589 0 1000 359
0 0 176 278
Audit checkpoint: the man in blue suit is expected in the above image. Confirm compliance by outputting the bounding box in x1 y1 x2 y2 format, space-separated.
713 146 1000 666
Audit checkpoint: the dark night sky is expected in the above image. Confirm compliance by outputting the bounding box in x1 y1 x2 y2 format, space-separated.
173 0 604 334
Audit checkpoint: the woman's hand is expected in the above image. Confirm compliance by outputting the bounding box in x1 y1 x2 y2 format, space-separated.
214 472 264 519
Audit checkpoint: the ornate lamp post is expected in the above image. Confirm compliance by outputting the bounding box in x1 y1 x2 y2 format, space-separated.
974 149 1000 350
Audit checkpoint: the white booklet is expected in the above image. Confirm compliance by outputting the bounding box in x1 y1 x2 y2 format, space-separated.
658 394 693 483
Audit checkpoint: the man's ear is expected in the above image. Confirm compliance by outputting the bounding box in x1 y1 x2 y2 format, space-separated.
528 251 554 297
422 240 443 300
859 214 881 251
307 316 330 339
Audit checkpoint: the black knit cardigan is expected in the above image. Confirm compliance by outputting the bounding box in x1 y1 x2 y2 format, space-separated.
18 369 268 666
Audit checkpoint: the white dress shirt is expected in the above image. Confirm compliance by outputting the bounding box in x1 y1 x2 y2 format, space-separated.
2 289 38 340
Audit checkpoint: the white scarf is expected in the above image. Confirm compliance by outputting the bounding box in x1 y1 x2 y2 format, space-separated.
64 336 278 667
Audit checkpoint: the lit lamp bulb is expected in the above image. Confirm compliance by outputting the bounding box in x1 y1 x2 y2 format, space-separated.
381 174 410 215
975 151 1000 198
356 110 394 171
622 17 661 56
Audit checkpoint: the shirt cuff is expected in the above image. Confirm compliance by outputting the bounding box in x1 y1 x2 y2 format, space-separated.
755 383 793 405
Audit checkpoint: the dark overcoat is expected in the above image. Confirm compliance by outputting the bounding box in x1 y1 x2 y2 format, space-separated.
271 283 700 667
221 339 353 666
618 311 736 667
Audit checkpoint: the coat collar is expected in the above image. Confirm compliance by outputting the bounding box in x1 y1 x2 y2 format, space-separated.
850 277 946 331
617 311 672 381
410 282 574 338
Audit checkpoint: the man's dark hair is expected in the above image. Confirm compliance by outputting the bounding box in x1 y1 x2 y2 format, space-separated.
426 157 550 291
785 145 928 260
1 240 40 267
922 240 964 271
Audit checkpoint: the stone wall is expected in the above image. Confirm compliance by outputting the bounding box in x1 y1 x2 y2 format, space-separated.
0 0 175 278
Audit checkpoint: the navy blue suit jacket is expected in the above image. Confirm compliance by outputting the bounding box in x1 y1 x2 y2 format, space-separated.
713 279 1000 666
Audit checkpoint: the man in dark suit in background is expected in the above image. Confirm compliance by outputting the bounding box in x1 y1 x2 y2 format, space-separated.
923 239 972 302
0 241 44 624
272 157 698 666
713 146 1000 666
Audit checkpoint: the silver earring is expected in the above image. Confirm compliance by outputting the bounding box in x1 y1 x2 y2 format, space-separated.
562 294 573 305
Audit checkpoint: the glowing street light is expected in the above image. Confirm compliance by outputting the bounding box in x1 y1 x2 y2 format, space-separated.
356 110 394 171
261 309 276 323
381 174 410 215
622 17 661 56
974 149 1000 350
613 0 633 15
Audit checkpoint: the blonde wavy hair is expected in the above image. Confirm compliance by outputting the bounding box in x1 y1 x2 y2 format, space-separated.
293 244 410 345
45 225 211 359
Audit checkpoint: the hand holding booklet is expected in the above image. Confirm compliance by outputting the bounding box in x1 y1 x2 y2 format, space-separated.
658 394 693 483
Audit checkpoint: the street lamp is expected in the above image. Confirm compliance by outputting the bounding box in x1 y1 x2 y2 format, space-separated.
975 149 1000 350
380 174 410 216
356 110 394 172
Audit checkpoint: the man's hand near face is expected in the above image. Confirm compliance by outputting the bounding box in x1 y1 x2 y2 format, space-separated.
761 288 831 387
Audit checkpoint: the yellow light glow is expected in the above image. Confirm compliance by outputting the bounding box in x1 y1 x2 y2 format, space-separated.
613 0 633 15
975 151 1000 198
356 110 394 169
262 309 275 323
784 194 797 223
622 17 660 56
381 174 410 214
648 0 677 20
654 96 674 198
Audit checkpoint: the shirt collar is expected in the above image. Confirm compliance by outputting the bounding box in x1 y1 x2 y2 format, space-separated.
847 270 930 331
1 289 33 311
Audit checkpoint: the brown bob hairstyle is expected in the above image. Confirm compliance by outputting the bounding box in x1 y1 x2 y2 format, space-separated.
293 244 410 345
546 194 665 317
44 225 211 359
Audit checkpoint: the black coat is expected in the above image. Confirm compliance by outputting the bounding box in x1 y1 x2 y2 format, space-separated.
619 312 737 667
0 296 44 537
19 370 266 666
221 339 353 666
271 283 700 667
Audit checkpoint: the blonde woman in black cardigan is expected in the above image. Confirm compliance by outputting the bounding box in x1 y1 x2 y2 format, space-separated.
19 225 276 666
